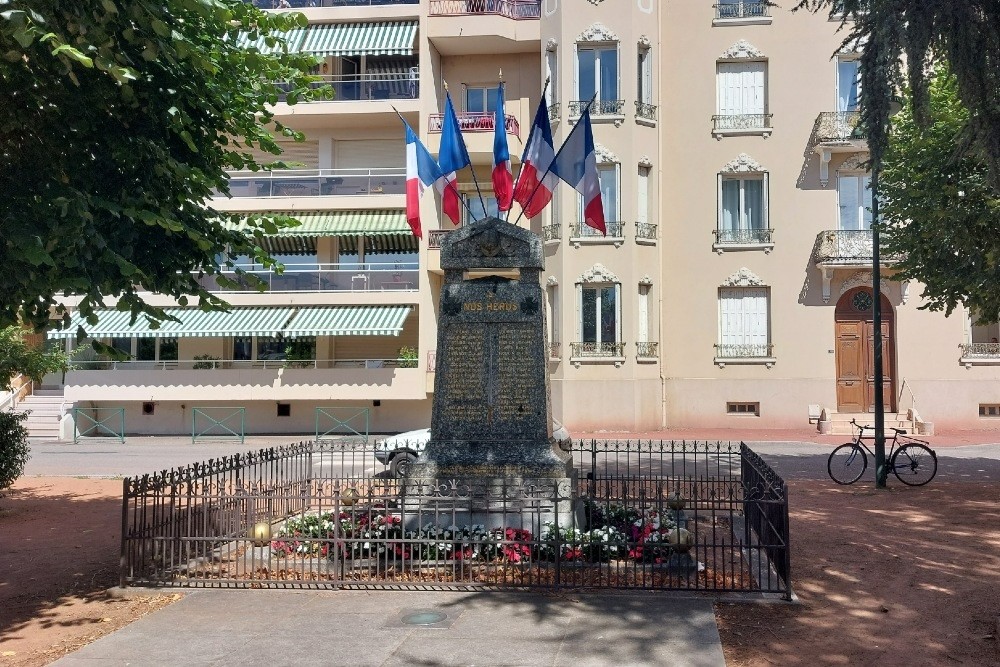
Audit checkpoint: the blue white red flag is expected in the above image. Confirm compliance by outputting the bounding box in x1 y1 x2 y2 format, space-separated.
403 120 443 239
512 96 558 219
437 92 472 225
552 106 605 235
492 84 513 212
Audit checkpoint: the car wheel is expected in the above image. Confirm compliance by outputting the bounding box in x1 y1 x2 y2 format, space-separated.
390 452 418 478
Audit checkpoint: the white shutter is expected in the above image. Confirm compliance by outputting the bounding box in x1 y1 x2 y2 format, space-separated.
747 288 769 349
746 62 765 115
640 50 652 104
838 175 860 230
720 288 739 346
717 64 737 115
637 166 649 224
638 285 649 343
249 140 319 169
862 175 873 229
334 140 404 169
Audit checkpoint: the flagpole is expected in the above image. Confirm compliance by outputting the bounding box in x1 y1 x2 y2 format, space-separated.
393 105 478 224
510 92 598 228
504 77 551 225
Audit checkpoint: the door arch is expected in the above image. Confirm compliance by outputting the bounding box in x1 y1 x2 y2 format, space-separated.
834 287 896 413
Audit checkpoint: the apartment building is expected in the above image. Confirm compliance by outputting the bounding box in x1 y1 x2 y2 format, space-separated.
34 0 1000 439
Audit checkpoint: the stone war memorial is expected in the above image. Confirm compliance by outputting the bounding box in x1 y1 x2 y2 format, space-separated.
405 216 574 532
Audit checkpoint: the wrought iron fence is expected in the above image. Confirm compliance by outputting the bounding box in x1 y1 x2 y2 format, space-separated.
120 439 791 598
569 100 626 117
635 101 658 121
429 0 540 19
715 1 770 18
428 230 451 249
428 112 520 137
636 342 659 359
542 224 561 242
548 103 560 121
713 114 772 131
571 342 626 358
714 228 774 245
960 342 1000 358
571 221 624 238
635 222 658 241
548 342 561 359
714 343 773 359
813 229 901 263
815 111 863 142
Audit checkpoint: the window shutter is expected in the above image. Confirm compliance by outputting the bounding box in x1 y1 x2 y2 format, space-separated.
335 140 404 169
638 285 649 343
747 288 769 348
838 175 859 230
637 166 649 224
250 140 320 169
720 288 739 346
717 64 736 115
862 175 873 229
747 62 765 115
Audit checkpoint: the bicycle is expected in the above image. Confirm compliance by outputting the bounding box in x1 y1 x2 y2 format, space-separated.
827 419 938 486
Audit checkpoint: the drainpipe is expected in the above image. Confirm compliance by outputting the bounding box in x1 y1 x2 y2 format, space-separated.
657 1 667 430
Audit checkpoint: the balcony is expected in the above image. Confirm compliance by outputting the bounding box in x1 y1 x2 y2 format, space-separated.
548 103 560 123
548 342 560 360
635 102 657 124
569 99 625 121
428 112 520 138
278 73 418 103
248 0 418 7
196 264 419 293
814 111 867 185
426 1 540 56
960 342 1000 367
570 342 626 367
428 0 540 19
635 342 659 361
635 222 658 244
712 113 773 139
428 230 452 249
813 230 903 302
714 343 775 368
570 221 624 247
542 224 561 243
222 169 405 198
713 228 774 253
714 1 771 21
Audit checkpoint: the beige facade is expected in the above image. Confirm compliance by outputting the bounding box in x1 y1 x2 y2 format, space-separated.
50 1 1000 437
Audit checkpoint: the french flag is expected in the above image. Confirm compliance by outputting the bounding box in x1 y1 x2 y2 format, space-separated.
492 83 513 212
552 105 606 235
437 92 472 225
512 97 558 219
404 121 443 239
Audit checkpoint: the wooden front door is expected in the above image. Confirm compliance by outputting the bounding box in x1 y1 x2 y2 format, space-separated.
835 288 896 413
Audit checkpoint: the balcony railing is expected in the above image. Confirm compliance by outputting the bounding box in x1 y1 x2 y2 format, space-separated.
571 221 624 239
427 349 437 372
635 222 658 241
714 228 774 245
69 358 415 371
276 73 418 102
195 264 419 293
715 1 770 19
715 343 773 359
223 168 405 198
428 230 452 249
548 342 561 359
636 342 659 359
542 224 561 242
569 99 625 117
960 343 1000 358
815 111 864 142
635 102 658 121
548 103 560 121
571 342 626 358
813 229 902 264
713 114 773 132
428 0 540 19
428 112 520 137
249 0 417 7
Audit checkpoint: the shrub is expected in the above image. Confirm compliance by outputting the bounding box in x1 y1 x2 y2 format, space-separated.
0 411 30 492
397 346 418 368
192 354 221 370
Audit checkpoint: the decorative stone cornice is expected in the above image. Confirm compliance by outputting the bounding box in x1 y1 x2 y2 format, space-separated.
639 275 653 286
594 142 618 164
719 39 765 60
585 0 607 5
637 34 651 49
839 271 891 298
638 155 652 168
722 267 766 287
577 22 619 43
837 153 868 172
545 37 558 52
580 263 619 284
545 275 559 287
720 153 766 173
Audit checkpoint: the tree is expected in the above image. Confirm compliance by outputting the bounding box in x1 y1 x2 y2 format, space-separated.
0 325 69 390
0 0 322 333
795 1 1000 186
879 67 1000 320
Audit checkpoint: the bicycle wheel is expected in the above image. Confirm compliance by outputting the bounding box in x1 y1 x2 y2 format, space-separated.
828 444 867 484
891 443 937 486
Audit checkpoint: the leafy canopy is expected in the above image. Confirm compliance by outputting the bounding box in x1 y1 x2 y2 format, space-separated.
0 0 322 333
0 326 68 391
795 0 1000 186
880 67 1000 321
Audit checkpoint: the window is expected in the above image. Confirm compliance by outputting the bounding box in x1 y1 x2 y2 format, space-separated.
546 283 559 357
717 62 766 117
581 286 617 344
718 174 769 243
233 337 252 361
463 193 498 224
637 165 650 224
577 164 618 234
545 50 558 106
718 287 771 359
107 337 177 362
465 86 496 115
577 45 619 103
838 174 872 230
637 47 652 105
727 402 760 416
980 404 1000 417
638 284 650 343
838 58 861 112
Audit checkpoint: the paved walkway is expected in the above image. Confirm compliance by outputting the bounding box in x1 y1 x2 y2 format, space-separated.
52 590 726 667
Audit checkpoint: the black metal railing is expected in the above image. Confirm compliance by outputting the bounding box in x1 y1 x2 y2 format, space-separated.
715 1 770 19
635 222 658 241
715 343 773 359
569 99 626 117
428 230 452 249
635 101 658 121
276 73 418 102
714 228 774 245
571 342 626 358
120 439 791 598
542 224 561 242
636 342 659 359
713 114 772 132
571 221 624 238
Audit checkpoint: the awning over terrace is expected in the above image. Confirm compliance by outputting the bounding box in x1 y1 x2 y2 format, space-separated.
282 306 411 337
236 210 417 255
48 306 412 339
233 28 307 54
300 21 418 57
47 308 296 339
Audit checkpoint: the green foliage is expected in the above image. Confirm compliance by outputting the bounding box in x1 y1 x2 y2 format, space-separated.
0 411 30 492
880 67 1000 321
0 326 69 390
397 346 418 368
192 354 221 370
795 1 1000 188
0 1 327 332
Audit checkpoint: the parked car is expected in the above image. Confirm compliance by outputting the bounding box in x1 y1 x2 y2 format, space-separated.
374 422 571 478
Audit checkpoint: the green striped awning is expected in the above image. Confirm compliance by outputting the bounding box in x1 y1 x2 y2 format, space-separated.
234 28 307 55
300 21 418 57
48 308 296 339
234 210 410 238
261 235 318 256
338 234 418 255
283 306 411 337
